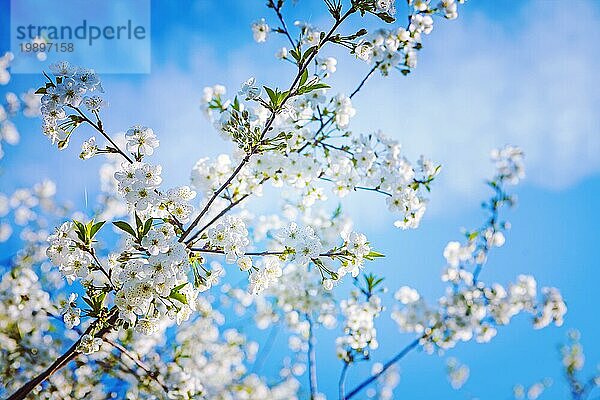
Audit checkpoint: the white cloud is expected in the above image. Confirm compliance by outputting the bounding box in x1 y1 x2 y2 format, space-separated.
345 0 600 217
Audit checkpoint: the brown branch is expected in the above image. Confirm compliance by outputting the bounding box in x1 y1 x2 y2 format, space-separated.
68 106 133 163
7 308 119 400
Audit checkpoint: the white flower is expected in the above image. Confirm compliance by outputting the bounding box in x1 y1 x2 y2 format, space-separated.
249 269 269 295
376 0 396 14
74 68 102 91
317 57 337 73
412 0 429 12
345 231 370 258
125 125 159 157
237 256 253 271
446 357 469 389
56 78 85 107
251 18 270 43
332 94 356 128
135 317 160 335
0 223 12 242
409 14 434 35
239 77 261 100
79 136 98 159
443 241 472 267
49 61 77 77
141 229 171 255
491 145 525 185
355 43 373 62
77 334 103 354
276 47 288 59
439 0 458 19
395 286 420 304
322 279 334 291
83 95 107 112
207 216 249 263
61 293 81 329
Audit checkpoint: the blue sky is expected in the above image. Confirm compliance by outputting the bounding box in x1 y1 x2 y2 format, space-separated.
1 0 599 398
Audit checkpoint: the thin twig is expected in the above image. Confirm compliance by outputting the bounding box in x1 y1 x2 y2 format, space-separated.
270 0 296 49
350 62 380 98
307 315 319 399
105 339 170 394
69 106 133 163
345 336 421 399
339 361 349 400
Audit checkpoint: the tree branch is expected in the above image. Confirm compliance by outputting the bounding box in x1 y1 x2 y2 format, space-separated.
345 336 422 400
179 6 356 244
8 308 119 400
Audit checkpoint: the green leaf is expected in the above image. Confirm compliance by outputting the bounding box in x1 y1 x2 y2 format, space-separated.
73 220 87 243
264 86 277 105
297 82 330 95
35 87 47 94
73 220 85 233
299 68 309 86
96 292 107 308
135 213 143 232
289 48 301 62
301 46 318 64
308 83 330 90
89 221 105 239
142 218 153 236
332 203 342 219
169 290 187 305
113 221 137 238
364 250 385 261
279 90 290 103
169 282 189 305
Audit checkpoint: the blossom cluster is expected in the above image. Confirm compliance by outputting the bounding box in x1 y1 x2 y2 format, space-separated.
0 179 59 243
114 228 198 330
39 61 105 149
199 79 438 229
337 292 383 362
391 147 567 352
491 145 525 185
153 298 300 400
512 380 552 400
46 221 94 284
206 215 250 262
367 364 400 400
0 52 40 159
354 0 464 75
